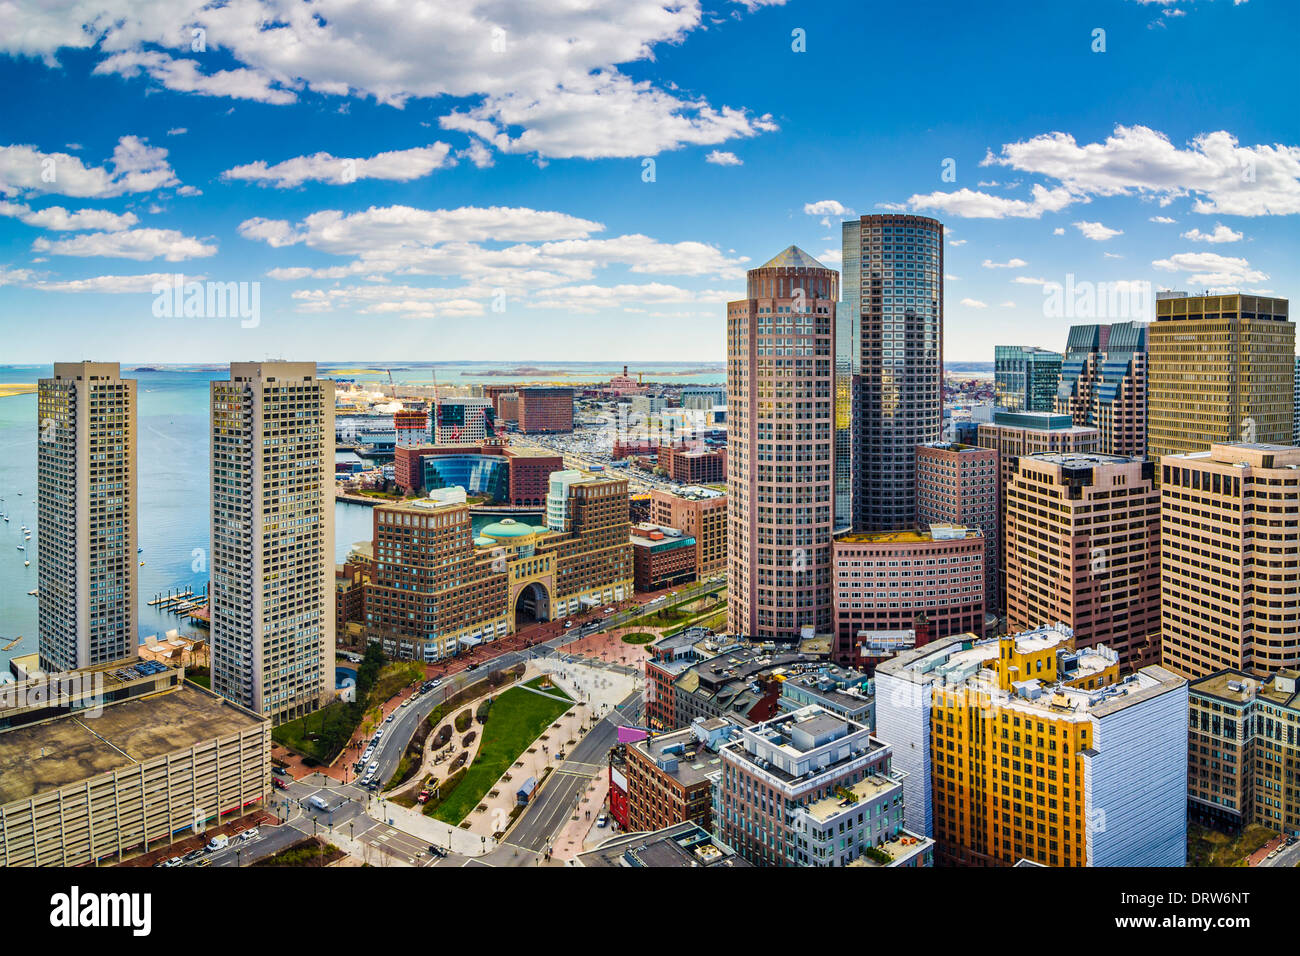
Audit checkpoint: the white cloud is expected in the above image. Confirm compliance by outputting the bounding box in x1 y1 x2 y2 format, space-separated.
1151 251 1268 287
31 272 200 293
1149 216 1177 223
0 267 34 286
93 51 298 105
705 150 743 166
222 143 455 188
982 258 1028 269
1073 220 1123 240
983 123 1300 217
1181 223 1243 243
1011 276 1053 286
803 200 853 218
908 184 1078 219
999 301 1016 308
0 136 179 198
4 1 781 161
32 228 217 262
0 200 138 230
959 297 989 309
1052 227 1065 235
166 127 187 136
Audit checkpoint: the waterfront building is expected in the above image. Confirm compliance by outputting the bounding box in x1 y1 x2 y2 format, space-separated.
727 246 837 638
832 525 985 667
393 442 561 505
916 441 998 610
713 705 934 867
617 717 737 834
1188 669 1300 836
1160 443 1300 679
210 361 335 725
1147 293 1294 460
875 627 1187 867
1055 321 1148 458
366 474 632 661
841 214 944 532
1005 454 1161 669
657 443 726 484
995 345 1062 412
36 361 138 672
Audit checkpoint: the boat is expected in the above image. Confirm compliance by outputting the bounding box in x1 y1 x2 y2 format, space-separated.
1 637 21 651
16 545 24 551
26 589 36 596
140 560 146 566
138 546 144 553
24 560 30 567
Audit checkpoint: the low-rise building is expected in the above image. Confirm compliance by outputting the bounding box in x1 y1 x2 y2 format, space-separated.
658 444 726 484
1188 669 1300 836
0 675 269 866
618 717 736 834
713 705 933 867
576 821 749 867
630 525 698 592
832 525 985 666
649 487 726 580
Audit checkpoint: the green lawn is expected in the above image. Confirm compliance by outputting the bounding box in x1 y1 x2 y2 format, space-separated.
432 684 573 824
621 632 655 645
1187 822 1277 867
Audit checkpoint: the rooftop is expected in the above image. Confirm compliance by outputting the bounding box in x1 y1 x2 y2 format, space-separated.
836 524 979 545
0 683 266 805
803 773 900 824
577 822 750 868
758 245 830 271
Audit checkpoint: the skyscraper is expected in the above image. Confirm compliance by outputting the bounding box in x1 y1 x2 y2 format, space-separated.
210 361 335 724
841 214 944 532
727 246 837 639
994 345 1063 412
1004 453 1161 669
1147 293 1294 460
1055 320 1148 458
36 361 137 672
1160 443 1300 679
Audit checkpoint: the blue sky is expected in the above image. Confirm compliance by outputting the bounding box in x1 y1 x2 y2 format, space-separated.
0 0 1296 364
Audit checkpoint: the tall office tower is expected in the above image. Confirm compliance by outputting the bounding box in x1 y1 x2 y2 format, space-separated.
727 246 837 639
36 361 137 672
1160 443 1300 679
876 628 1188 867
1294 356 1300 445
916 441 999 611
1147 293 1294 460
210 362 335 725
1055 321 1149 458
994 345 1063 412
841 214 943 532
976 411 1099 613
1004 453 1161 669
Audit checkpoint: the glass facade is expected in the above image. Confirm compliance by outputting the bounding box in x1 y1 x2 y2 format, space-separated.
422 454 508 501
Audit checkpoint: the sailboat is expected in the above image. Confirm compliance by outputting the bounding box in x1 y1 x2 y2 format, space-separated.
23 560 30 567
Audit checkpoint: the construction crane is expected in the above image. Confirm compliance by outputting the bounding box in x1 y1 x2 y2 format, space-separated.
386 369 397 400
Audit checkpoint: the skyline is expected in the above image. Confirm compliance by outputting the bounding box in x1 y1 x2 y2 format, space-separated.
0 0 1297 363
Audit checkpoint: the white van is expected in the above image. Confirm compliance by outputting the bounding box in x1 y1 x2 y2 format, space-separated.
205 834 229 852
308 795 330 811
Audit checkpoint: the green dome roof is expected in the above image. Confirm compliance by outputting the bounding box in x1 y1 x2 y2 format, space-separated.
479 519 537 540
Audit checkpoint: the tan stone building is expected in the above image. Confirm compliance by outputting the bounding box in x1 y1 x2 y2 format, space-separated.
210 361 335 725
1148 293 1294 460
1161 443 1300 678
649 487 726 580
36 361 138 672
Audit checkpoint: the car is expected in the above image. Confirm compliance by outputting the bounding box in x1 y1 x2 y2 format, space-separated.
192 858 211 868
564 621 572 629
596 812 609 828
604 607 614 614
272 777 288 790
385 713 395 723
163 856 183 868
1268 849 1279 859
402 698 412 707
367 761 379 772
272 766 291 777
426 845 446 858
432 678 442 687
182 849 205 863
239 828 260 842
417 789 431 804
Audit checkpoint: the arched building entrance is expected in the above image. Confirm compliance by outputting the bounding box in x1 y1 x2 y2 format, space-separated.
515 581 551 629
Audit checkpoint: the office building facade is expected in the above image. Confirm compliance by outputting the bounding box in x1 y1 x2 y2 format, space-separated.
995 345 1063 413
1004 454 1161 669
36 362 138 672
841 214 944 532
1147 293 1294 460
1160 443 1300 679
210 362 335 725
916 441 999 611
1055 321 1149 458
727 246 837 639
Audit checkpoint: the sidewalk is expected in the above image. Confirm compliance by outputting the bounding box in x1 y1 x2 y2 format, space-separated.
373 798 497 856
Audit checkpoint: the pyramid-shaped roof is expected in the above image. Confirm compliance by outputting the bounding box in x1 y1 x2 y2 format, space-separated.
758 245 828 270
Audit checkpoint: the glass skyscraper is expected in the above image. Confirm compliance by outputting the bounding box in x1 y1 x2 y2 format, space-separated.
994 345 1062 412
840 214 944 532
